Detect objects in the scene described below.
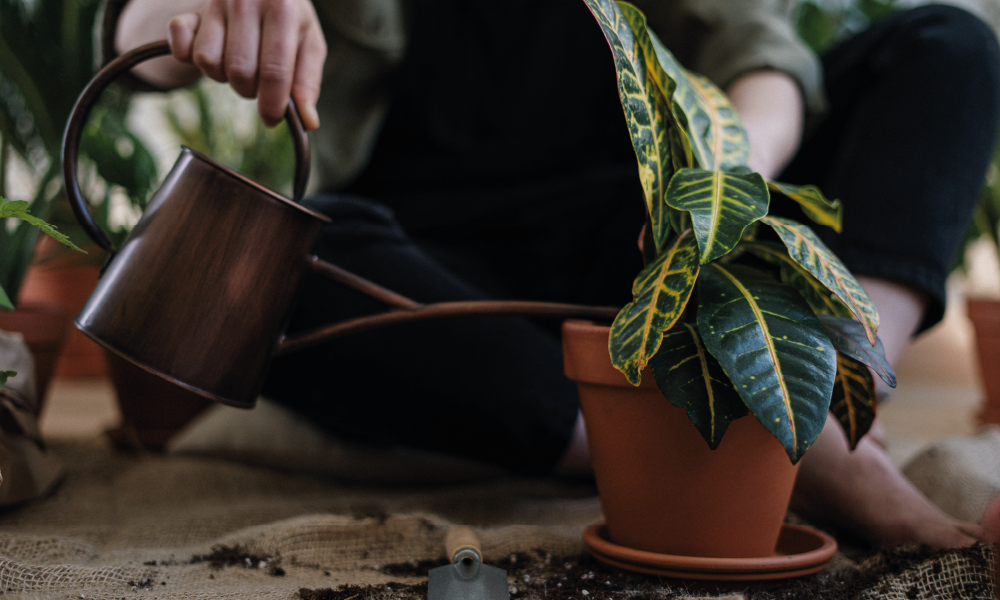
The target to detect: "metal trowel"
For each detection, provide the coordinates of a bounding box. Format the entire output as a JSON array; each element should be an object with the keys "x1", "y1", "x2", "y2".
[{"x1": 428, "y1": 526, "x2": 509, "y2": 600}]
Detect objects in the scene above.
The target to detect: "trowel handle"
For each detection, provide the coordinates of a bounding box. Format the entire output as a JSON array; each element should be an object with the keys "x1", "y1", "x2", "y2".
[{"x1": 446, "y1": 526, "x2": 483, "y2": 564}]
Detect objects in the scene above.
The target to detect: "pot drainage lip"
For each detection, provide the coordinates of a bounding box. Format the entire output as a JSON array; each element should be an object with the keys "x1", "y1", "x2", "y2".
[{"x1": 582, "y1": 522, "x2": 837, "y2": 581}]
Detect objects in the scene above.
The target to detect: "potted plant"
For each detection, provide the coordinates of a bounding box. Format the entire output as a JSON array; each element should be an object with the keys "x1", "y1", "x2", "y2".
[
  {"x1": 567, "y1": 0, "x2": 897, "y2": 561},
  {"x1": 957, "y1": 143, "x2": 1000, "y2": 424},
  {"x1": 0, "y1": 0, "x2": 159, "y2": 389},
  {"x1": 0, "y1": 195, "x2": 83, "y2": 405}
]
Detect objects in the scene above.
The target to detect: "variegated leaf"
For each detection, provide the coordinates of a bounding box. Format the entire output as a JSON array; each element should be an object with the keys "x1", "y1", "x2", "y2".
[
  {"x1": 583, "y1": 0, "x2": 675, "y2": 251},
  {"x1": 688, "y1": 74, "x2": 751, "y2": 172},
  {"x1": 831, "y1": 353, "x2": 877, "y2": 450},
  {"x1": 666, "y1": 168, "x2": 770, "y2": 264},
  {"x1": 817, "y1": 314, "x2": 896, "y2": 388},
  {"x1": 610, "y1": 229, "x2": 700, "y2": 385},
  {"x1": 643, "y1": 29, "x2": 751, "y2": 172},
  {"x1": 741, "y1": 240, "x2": 853, "y2": 318},
  {"x1": 697, "y1": 264, "x2": 837, "y2": 463},
  {"x1": 650, "y1": 322, "x2": 748, "y2": 449},
  {"x1": 768, "y1": 181, "x2": 843, "y2": 233},
  {"x1": 763, "y1": 216, "x2": 879, "y2": 345}
]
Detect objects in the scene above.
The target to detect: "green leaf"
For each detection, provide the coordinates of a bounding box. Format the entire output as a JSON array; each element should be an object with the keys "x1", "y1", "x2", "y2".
[
  {"x1": 763, "y1": 216, "x2": 879, "y2": 345},
  {"x1": 0, "y1": 285, "x2": 12, "y2": 310},
  {"x1": 816, "y1": 314, "x2": 896, "y2": 388},
  {"x1": 610, "y1": 229, "x2": 700, "y2": 385},
  {"x1": 741, "y1": 240, "x2": 853, "y2": 318},
  {"x1": 768, "y1": 181, "x2": 843, "y2": 233},
  {"x1": 0, "y1": 199, "x2": 30, "y2": 217},
  {"x1": 831, "y1": 353, "x2": 877, "y2": 450},
  {"x1": 583, "y1": 0, "x2": 676, "y2": 251},
  {"x1": 665, "y1": 168, "x2": 770, "y2": 264},
  {"x1": 687, "y1": 74, "x2": 751, "y2": 172},
  {"x1": 0, "y1": 370, "x2": 16, "y2": 386},
  {"x1": 641, "y1": 30, "x2": 750, "y2": 172},
  {"x1": 697, "y1": 263, "x2": 837, "y2": 463},
  {"x1": 650, "y1": 322, "x2": 748, "y2": 449},
  {"x1": 0, "y1": 196, "x2": 84, "y2": 253}
]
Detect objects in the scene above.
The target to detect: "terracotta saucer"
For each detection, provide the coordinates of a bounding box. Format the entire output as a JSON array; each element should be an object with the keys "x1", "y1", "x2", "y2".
[{"x1": 583, "y1": 522, "x2": 838, "y2": 582}]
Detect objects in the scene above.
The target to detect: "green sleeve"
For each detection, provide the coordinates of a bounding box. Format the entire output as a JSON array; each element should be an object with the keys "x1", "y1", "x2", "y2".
[{"x1": 632, "y1": 0, "x2": 827, "y2": 116}]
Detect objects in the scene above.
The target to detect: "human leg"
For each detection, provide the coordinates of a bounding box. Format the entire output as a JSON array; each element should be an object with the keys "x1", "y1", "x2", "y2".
[
  {"x1": 779, "y1": 6, "x2": 1000, "y2": 547},
  {"x1": 261, "y1": 195, "x2": 582, "y2": 476}
]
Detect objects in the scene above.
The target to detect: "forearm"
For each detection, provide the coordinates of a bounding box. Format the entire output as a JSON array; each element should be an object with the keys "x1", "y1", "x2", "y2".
[
  {"x1": 725, "y1": 70, "x2": 804, "y2": 180},
  {"x1": 115, "y1": 0, "x2": 205, "y2": 88}
]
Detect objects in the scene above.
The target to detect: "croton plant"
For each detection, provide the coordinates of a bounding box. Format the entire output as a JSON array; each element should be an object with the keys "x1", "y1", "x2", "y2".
[{"x1": 585, "y1": 0, "x2": 897, "y2": 463}]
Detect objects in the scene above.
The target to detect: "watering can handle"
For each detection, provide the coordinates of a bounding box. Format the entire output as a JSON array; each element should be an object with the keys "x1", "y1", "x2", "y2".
[{"x1": 61, "y1": 40, "x2": 311, "y2": 254}]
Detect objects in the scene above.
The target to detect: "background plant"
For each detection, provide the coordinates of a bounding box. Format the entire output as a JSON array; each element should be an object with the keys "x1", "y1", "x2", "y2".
[
  {"x1": 159, "y1": 79, "x2": 295, "y2": 196},
  {"x1": 0, "y1": 0, "x2": 157, "y2": 304},
  {"x1": 584, "y1": 0, "x2": 897, "y2": 463},
  {"x1": 0, "y1": 195, "x2": 82, "y2": 308}
]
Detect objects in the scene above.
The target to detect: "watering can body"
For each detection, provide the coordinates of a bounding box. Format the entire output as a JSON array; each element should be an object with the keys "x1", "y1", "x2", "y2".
[{"x1": 75, "y1": 148, "x2": 328, "y2": 407}]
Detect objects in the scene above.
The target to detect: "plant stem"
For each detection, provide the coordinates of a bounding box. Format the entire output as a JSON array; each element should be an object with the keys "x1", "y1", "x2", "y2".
[{"x1": 0, "y1": 135, "x2": 8, "y2": 199}]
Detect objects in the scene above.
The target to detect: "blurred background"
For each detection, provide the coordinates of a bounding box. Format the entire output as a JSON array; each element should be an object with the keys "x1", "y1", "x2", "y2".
[{"x1": 0, "y1": 0, "x2": 997, "y2": 465}]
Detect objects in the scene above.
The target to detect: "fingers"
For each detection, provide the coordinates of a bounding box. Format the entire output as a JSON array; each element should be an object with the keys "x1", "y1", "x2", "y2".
[
  {"x1": 225, "y1": 0, "x2": 263, "y2": 98},
  {"x1": 256, "y1": 1, "x2": 299, "y2": 127},
  {"x1": 290, "y1": 17, "x2": 326, "y2": 130},
  {"x1": 168, "y1": 0, "x2": 325, "y2": 130},
  {"x1": 191, "y1": 0, "x2": 227, "y2": 82},
  {"x1": 167, "y1": 13, "x2": 201, "y2": 63}
]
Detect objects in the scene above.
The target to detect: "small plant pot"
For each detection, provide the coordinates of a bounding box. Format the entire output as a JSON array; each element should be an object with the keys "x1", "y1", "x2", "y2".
[
  {"x1": 19, "y1": 263, "x2": 107, "y2": 378},
  {"x1": 562, "y1": 319, "x2": 800, "y2": 559},
  {"x1": 0, "y1": 303, "x2": 70, "y2": 414},
  {"x1": 104, "y1": 351, "x2": 212, "y2": 451},
  {"x1": 968, "y1": 299, "x2": 1000, "y2": 425}
]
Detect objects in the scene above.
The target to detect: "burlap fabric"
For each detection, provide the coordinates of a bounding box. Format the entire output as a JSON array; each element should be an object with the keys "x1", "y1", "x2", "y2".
[{"x1": 0, "y1": 436, "x2": 996, "y2": 600}]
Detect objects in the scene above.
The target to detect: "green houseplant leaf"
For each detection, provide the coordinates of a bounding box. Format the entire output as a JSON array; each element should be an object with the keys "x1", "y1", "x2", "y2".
[
  {"x1": 741, "y1": 240, "x2": 853, "y2": 318},
  {"x1": 831, "y1": 353, "x2": 877, "y2": 450},
  {"x1": 582, "y1": 0, "x2": 677, "y2": 252},
  {"x1": 0, "y1": 369, "x2": 15, "y2": 385},
  {"x1": 697, "y1": 263, "x2": 837, "y2": 462},
  {"x1": 610, "y1": 229, "x2": 700, "y2": 384},
  {"x1": 0, "y1": 197, "x2": 83, "y2": 254},
  {"x1": 763, "y1": 215, "x2": 880, "y2": 345},
  {"x1": 666, "y1": 168, "x2": 770, "y2": 264},
  {"x1": 816, "y1": 314, "x2": 896, "y2": 388},
  {"x1": 686, "y1": 73, "x2": 752, "y2": 172},
  {"x1": 768, "y1": 181, "x2": 843, "y2": 233},
  {"x1": 640, "y1": 27, "x2": 750, "y2": 172},
  {"x1": 650, "y1": 322, "x2": 748, "y2": 449},
  {"x1": 0, "y1": 284, "x2": 12, "y2": 310}
]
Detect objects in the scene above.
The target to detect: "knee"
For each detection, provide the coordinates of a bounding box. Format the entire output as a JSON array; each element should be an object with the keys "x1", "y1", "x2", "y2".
[{"x1": 893, "y1": 5, "x2": 1000, "y2": 92}]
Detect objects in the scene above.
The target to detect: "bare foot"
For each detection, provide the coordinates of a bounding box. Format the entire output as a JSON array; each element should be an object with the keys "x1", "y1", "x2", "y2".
[
  {"x1": 981, "y1": 493, "x2": 1000, "y2": 543},
  {"x1": 790, "y1": 417, "x2": 978, "y2": 549}
]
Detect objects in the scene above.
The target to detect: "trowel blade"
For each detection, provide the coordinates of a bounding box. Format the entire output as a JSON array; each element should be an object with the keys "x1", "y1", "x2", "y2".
[{"x1": 428, "y1": 563, "x2": 509, "y2": 600}]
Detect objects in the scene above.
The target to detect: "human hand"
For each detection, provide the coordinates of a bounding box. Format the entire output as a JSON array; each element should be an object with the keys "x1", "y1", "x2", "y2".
[{"x1": 166, "y1": 0, "x2": 326, "y2": 130}]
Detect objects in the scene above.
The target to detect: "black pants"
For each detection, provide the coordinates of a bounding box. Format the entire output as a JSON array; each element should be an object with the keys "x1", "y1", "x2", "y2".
[{"x1": 262, "y1": 5, "x2": 1000, "y2": 475}]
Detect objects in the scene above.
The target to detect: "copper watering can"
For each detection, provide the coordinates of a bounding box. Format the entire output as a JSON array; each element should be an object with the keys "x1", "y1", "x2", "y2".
[{"x1": 61, "y1": 41, "x2": 620, "y2": 408}]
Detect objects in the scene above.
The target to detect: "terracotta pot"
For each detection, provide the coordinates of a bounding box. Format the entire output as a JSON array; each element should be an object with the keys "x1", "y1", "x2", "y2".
[
  {"x1": 968, "y1": 299, "x2": 1000, "y2": 425},
  {"x1": 0, "y1": 303, "x2": 70, "y2": 414},
  {"x1": 562, "y1": 319, "x2": 800, "y2": 559},
  {"x1": 19, "y1": 263, "x2": 107, "y2": 378},
  {"x1": 104, "y1": 351, "x2": 212, "y2": 451}
]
